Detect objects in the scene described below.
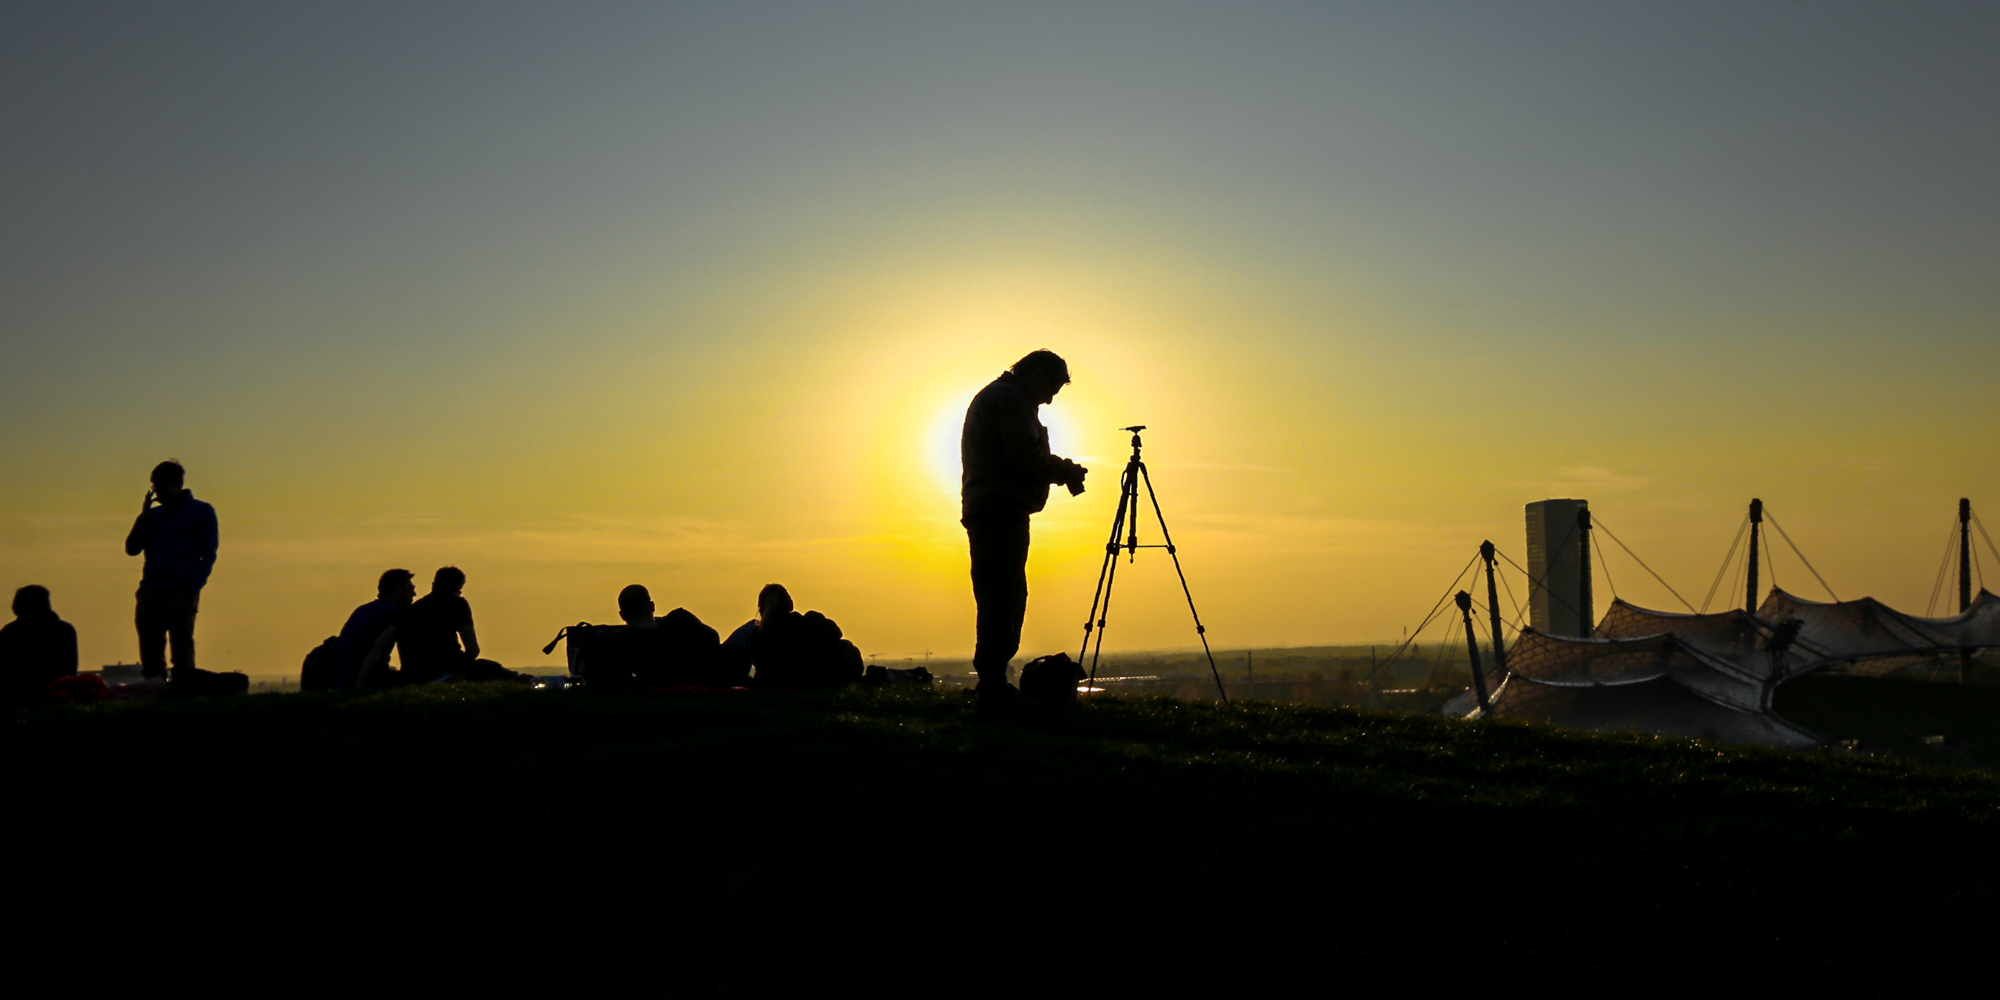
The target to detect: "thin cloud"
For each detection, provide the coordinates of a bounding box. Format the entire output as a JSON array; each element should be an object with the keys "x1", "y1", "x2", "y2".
[{"x1": 1517, "y1": 466, "x2": 1653, "y2": 497}]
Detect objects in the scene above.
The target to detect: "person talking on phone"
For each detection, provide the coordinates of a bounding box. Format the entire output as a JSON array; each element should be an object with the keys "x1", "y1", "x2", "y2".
[
  {"x1": 124, "y1": 460, "x2": 219, "y2": 686},
  {"x1": 959, "y1": 350, "x2": 1087, "y2": 710}
]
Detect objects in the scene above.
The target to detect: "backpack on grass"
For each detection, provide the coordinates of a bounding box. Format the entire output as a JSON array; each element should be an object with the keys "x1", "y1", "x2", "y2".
[
  {"x1": 1020, "y1": 652, "x2": 1085, "y2": 704},
  {"x1": 164, "y1": 667, "x2": 250, "y2": 699},
  {"x1": 300, "y1": 636, "x2": 339, "y2": 692},
  {"x1": 543, "y1": 622, "x2": 624, "y2": 681},
  {"x1": 863, "y1": 665, "x2": 934, "y2": 686}
]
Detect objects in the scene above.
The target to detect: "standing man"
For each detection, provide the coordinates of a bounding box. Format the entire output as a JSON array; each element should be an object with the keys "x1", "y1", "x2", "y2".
[
  {"x1": 960, "y1": 350, "x2": 1088, "y2": 708},
  {"x1": 125, "y1": 460, "x2": 219, "y2": 686}
]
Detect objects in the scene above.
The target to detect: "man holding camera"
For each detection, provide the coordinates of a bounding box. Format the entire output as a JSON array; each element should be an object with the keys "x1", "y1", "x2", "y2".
[{"x1": 960, "y1": 350, "x2": 1088, "y2": 708}]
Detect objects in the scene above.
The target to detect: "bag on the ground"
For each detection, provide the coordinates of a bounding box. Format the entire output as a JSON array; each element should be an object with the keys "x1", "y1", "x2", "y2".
[
  {"x1": 300, "y1": 636, "x2": 339, "y2": 692},
  {"x1": 863, "y1": 664, "x2": 934, "y2": 686},
  {"x1": 167, "y1": 667, "x2": 250, "y2": 698},
  {"x1": 208, "y1": 670, "x2": 250, "y2": 696},
  {"x1": 1019, "y1": 652, "x2": 1085, "y2": 704},
  {"x1": 544, "y1": 622, "x2": 624, "y2": 682},
  {"x1": 44, "y1": 674, "x2": 110, "y2": 705}
]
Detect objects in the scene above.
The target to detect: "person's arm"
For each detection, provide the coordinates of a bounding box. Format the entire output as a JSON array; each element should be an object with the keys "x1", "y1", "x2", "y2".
[
  {"x1": 354, "y1": 626, "x2": 397, "y2": 687},
  {"x1": 125, "y1": 494, "x2": 154, "y2": 557},
  {"x1": 194, "y1": 504, "x2": 219, "y2": 586},
  {"x1": 60, "y1": 622, "x2": 78, "y2": 677},
  {"x1": 459, "y1": 622, "x2": 480, "y2": 660}
]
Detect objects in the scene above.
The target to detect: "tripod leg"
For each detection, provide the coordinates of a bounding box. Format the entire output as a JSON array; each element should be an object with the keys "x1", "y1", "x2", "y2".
[
  {"x1": 1087, "y1": 466, "x2": 1139, "y2": 687},
  {"x1": 1079, "y1": 481, "x2": 1131, "y2": 667},
  {"x1": 1136, "y1": 463, "x2": 1229, "y2": 703}
]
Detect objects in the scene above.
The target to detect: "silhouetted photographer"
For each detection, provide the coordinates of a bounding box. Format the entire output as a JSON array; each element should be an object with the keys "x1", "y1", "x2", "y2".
[{"x1": 960, "y1": 350, "x2": 1087, "y2": 708}]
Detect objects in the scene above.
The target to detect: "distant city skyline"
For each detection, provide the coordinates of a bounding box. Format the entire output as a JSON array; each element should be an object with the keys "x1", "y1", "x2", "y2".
[{"x1": 3, "y1": 2, "x2": 1995, "y2": 675}]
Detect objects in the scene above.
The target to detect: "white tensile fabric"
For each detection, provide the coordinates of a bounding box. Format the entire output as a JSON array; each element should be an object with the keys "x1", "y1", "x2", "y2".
[
  {"x1": 1485, "y1": 590, "x2": 2000, "y2": 747},
  {"x1": 1756, "y1": 589, "x2": 2000, "y2": 675}
]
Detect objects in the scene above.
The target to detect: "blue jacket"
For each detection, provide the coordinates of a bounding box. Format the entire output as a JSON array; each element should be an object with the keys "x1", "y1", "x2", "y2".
[{"x1": 125, "y1": 494, "x2": 219, "y2": 591}]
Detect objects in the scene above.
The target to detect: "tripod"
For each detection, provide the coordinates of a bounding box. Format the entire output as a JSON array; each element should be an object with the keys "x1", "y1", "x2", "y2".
[{"x1": 1078, "y1": 426, "x2": 1229, "y2": 702}]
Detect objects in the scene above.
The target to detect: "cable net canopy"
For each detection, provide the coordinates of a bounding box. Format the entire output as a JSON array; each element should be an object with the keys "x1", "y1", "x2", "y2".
[
  {"x1": 1595, "y1": 602, "x2": 1802, "y2": 687},
  {"x1": 1486, "y1": 590, "x2": 2000, "y2": 747},
  {"x1": 1756, "y1": 589, "x2": 2000, "y2": 675},
  {"x1": 1486, "y1": 673, "x2": 1817, "y2": 748}
]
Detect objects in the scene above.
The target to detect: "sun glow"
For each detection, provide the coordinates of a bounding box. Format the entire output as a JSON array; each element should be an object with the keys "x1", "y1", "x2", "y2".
[
  {"x1": 927, "y1": 395, "x2": 971, "y2": 497},
  {"x1": 925, "y1": 387, "x2": 1088, "y2": 498}
]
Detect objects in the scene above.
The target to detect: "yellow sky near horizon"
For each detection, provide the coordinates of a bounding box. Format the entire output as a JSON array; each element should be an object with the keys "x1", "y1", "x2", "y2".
[{"x1": 3, "y1": 4, "x2": 1997, "y2": 675}]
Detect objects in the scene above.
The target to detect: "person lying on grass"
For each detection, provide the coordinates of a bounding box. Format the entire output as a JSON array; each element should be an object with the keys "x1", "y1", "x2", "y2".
[
  {"x1": 595, "y1": 584, "x2": 742, "y2": 690},
  {"x1": 724, "y1": 584, "x2": 863, "y2": 690}
]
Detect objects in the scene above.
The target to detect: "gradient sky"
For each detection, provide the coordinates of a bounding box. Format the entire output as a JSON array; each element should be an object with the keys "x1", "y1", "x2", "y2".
[{"x1": 4, "y1": 2, "x2": 1996, "y2": 675}]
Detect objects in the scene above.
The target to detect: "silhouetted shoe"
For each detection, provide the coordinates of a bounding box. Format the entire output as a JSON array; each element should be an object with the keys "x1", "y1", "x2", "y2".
[{"x1": 976, "y1": 682, "x2": 1021, "y2": 715}]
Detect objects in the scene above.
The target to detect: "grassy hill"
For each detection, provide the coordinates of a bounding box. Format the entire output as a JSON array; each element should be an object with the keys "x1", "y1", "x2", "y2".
[
  {"x1": 10, "y1": 684, "x2": 1998, "y2": 983},
  {"x1": 1775, "y1": 673, "x2": 2000, "y2": 771}
]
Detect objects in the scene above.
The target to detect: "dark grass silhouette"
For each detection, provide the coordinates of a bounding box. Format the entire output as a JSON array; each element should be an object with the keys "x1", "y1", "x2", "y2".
[
  {"x1": 10, "y1": 686, "x2": 1996, "y2": 983},
  {"x1": 1776, "y1": 673, "x2": 2000, "y2": 771}
]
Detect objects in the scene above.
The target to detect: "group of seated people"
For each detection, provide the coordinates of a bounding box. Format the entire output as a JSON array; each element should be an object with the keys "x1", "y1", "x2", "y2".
[
  {"x1": 3, "y1": 569, "x2": 866, "y2": 702},
  {"x1": 583, "y1": 582, "x2": 863, "y2": 691},
  {"x1": 325, "y1": 566, "x2": 523, "y2": 690},
  {"x1": 323, "y1": 567, "x2": 863, "y2": 692}
]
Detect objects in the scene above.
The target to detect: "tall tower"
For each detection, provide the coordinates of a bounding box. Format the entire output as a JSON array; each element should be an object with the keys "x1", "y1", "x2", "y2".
[{"x1": 1526, "y1": 499, "x2": 1594, "y2": 636}]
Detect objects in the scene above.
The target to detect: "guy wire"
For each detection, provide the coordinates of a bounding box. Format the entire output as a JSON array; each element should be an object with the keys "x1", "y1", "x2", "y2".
[
  {"x1": 1591, "y1": 515, "x2": 1699, "y2": 613},
  {"x1": 1926, "y1": 517, "x2": 1960, "y2": 617},
  {"x1": 1701, "y1": 518, "x2": 1749, "y2": 614},
  {"x1": 1765, "y1": 509, "x2": 1839, "y2": 602},
  {"x1": 1366, "y1": 551, "x2": 1480, "y2": 683},
  {"x1": 1593, "y1": 530, "x2": 1618, "y2": 602}
]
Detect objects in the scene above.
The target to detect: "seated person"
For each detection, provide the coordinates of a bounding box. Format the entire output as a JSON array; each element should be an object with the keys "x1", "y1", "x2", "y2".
[
  {"x1": 0, "y1": 585, "x2": 79, "y2": 703},
  {"x1": 731, "y1": 584, "x2": 864, "y2": 690},
  {"x1": 595, "y1": 585, "x2": 739, "y2": 689},
  {"x1": 337, "y1": 569, "x2": 416, "y2": 689},
  {"x1": 398, "y1": 566, "x2": 518, "y2": 683}
]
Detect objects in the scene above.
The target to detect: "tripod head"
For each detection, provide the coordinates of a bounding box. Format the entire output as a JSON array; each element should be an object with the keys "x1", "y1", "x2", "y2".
[{"x1": 1121, "y1": 425, "x2": 1147, "y2": 455}]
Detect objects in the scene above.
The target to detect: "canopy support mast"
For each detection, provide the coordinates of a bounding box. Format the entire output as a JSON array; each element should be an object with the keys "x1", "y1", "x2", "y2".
[
  {"x1": 1577, "y1": 509, "x2": 1594, "y2": 634},
  {"x1": 1746, "y1": 498, "x2": 1764, "y2": 615},
  {"x1": 1961, "y1": 498, "x2": 1974, "y2": 613},
  {"x1": 1480, "y1": 540, "x2": 1507, "y2": 678},
  {"x1": 1962, "y1": 498, "x2": 1974, "y2": 684},
  {"x1": 1456, "y1": 591, "x2": 1490, "y2": 715}
]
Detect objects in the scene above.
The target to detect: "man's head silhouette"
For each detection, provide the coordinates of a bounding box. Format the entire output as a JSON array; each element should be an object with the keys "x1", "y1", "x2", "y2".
[
  {"x1": 618, "y1": 584, "x2": 655, "y2": 625},
  {"x1": 432, "y1": 566, "x2": 466, "y2": 596},
  {"x1": 378, "y1": 568, "x2": 417, "y2": 606},
  {"x1": 1008, "y1": 350, "x2": 1070, "y2": 405},
  {"x1": 150, "y1": 460, "x2": 187, "y2": 503},
  {"x1": 757, "y1": 583, "x2": 793, "y2": 625},
  {"x1": 12, "y1": 584, "x2": 52, "y2": 619}
]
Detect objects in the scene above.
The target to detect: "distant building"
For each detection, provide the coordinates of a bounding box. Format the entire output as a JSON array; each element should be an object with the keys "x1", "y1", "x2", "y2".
[
  {"x1": 1526, "y1": 499, "x2": 1592, "y2": 637},
  {"x1": 97, "y1": 662, "x2": 145, "y2": 684}
]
